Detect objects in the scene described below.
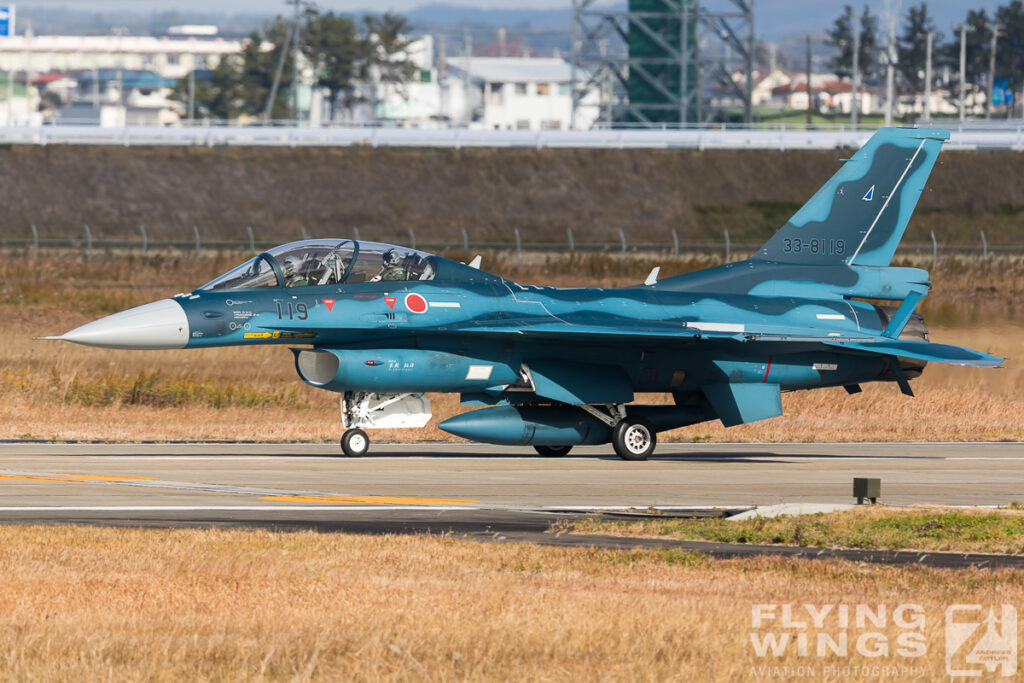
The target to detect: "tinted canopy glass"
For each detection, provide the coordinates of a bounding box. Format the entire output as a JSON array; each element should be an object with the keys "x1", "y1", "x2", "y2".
[
  {"x1": 344, "y1": 242, "x2": 437, "y2": 284},
  {"x1": 198, "y1": 239, "x2": 438, "y2": 291},
  {"x1": 268, "y1": 240, "x2": 355, "y2": 288},
  {"x1": 200, "y1": 254, "x2": 279, "y2": 291}
]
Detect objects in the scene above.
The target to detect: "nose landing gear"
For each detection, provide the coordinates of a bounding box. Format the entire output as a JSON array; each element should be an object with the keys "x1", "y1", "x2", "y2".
[{"x1": 338, "y1": 391, "x2": 432, "y2": 457}]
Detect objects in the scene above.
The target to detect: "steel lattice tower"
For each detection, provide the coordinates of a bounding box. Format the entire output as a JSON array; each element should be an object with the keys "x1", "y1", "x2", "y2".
[{"x1": 571, "y1": 0, "x2": 755, "y2": 128}]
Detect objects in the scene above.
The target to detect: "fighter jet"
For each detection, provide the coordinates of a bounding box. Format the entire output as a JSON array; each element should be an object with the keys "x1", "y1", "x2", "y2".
[{"x1": 42, "y1": 127, "x2": 1002, "y2": 459}]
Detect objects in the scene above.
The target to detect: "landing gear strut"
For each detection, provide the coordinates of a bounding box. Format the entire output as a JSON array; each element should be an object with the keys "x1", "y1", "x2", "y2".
[
  {"x1": 338, "y1": 391, "x2": 431, "y2": 457},
  {"x1": 579, "y1": 404, "x2": 657, "y2": 461}
]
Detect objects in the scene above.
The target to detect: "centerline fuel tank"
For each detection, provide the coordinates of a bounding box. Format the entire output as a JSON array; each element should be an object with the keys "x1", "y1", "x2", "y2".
[{"x1": 293, "y1": 348, "x2": 519, "y2": 394}]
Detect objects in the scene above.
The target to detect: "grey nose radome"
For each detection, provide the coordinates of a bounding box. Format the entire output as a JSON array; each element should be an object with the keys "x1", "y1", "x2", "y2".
[{"x1": 40, "y1": 298, "x2": 190, "y2": 349}]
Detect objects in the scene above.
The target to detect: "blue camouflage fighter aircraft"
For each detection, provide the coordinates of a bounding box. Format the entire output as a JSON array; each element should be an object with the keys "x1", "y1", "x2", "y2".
[{"x1": 43, "y1": 127, "x2": 1003, "y2": 459}]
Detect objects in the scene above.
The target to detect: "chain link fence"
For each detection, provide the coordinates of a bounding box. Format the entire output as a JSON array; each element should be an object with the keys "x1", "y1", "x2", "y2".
[{"x1": 3, "y1": 225, "x2": 1020, "y2": 266}]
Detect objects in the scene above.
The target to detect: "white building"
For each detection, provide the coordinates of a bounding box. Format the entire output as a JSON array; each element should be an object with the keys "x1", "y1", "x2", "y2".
[
  {"x1": 770, "y1": 73, "x2": 875, "y2": 115},
  {"x1": 364, "y1": 36, "x2": 441, "y2": 123},
  {"x1": 0, "y1": 34, "x2": 243, "y2": 81},
  {"x1": 444, "y1": 57, "x2": 598, "y2": 131},
  {"x1": 0, "y1": 72, "x2": 40, "y2": 125}
]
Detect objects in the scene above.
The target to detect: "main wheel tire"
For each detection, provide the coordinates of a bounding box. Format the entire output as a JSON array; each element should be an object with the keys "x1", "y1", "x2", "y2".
[
  {"x1": 612, "y1": 417, "x2": 656, "y2": 461},
  {"x1": 340, "y1": 428, "x2": 370, "y2": 457},
  {"x1": 534, "y1": 445, "x2": 572, "y2": 458}
]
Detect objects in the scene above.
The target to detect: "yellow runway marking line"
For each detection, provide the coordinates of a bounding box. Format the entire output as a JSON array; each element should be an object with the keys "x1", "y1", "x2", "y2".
[
  {"x1": 260, "y1": 495, "x2": 480, "y2": 505},
  {"x1": 0, "y1": 474, "x2": 156, "y2": 483}
]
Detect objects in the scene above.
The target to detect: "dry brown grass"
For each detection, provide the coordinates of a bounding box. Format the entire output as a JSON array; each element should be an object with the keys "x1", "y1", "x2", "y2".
[
  {"x1": 0, "y1": 524, "x2": 1021, "y2": 681},
  {"x1": 1, "y1": 253, "x2": 1020, "y2": 443}
]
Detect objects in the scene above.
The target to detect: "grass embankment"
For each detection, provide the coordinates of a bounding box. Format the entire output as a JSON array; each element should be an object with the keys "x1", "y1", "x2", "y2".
[
  {"x1": 566, "y1": 506, "x2": 1024, "y2": 555},
  {"x1": 6, "y1": 144, "x2": 1024, "y2": 247},
  {"x1": 0, "y1": 524, "x2": 1020, "y2": 680},
  {"x1": 1, "y1": 252, "x2": 1021, "y2": 443}
]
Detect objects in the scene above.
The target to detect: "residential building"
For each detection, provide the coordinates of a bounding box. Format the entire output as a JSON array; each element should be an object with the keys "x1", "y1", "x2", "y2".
[
  {"x1": 444, "y1": 56, "x2": 598, "y2": 130},
  {"x1": 52, "y1": 69, "x2": 181, "y2": 126},
  {"x1": 770, "y1": 73, "x2": 875, "y2": 115},
  {"x1": 0, "y1": 71, "x2": 40, "y2": 125},
  {"x1": 0, "y1": 33, "x2": 243, "y2": 81}
]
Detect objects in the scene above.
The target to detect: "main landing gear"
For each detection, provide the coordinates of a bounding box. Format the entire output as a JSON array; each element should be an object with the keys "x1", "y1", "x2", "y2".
[
  {"x1": 580, "y1": 405, "x2": 658, "y2": 461},
  {"x1": 534, "y1": 445, "x2": 573, "y2": 457},
  {"x1": 611, "y1": 417, "x2": 656, "y2": 461}
]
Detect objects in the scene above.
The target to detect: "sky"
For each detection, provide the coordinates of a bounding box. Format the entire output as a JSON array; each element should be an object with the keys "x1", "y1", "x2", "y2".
[
  {"x1": 6, "y1": 0, "x2": 1009, "y2": 13},
  {"x1": 5, "y1": 0, "x2": 1010, "y2": 38}
]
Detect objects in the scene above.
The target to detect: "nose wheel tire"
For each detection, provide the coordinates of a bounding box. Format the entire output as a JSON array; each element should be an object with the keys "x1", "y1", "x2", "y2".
[
  {"x1": 340, "y1": 428, "x2": 370, "y2": 457},
  {"x1": 612, "y1": 417, "x2": 656, "y2": 461},
  {"x1": 534, "y1": 445, "x2": 573, "y2": 457}
]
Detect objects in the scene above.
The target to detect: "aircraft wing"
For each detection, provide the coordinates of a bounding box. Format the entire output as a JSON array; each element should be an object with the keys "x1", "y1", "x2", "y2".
[
  {"x1": 266, "y1": 318, "x2": 1002, "y2": 367},
  {"x1": 454, "y1": 320, "x2": 743, "y2": 342},
  {"x1": 442, "y1": 318, "x2": 879, "y2": 344},
  {"x1": 446, "y1": 322, "x2": 1004, "y2": 368}
]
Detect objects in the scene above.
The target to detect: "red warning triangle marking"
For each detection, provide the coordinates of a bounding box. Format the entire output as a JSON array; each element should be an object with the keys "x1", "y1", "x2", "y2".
[
  {"x1": 322, "y1": 298, "x2": 335, "y2": 312},
  {"x1": 384, "y1": 297, "x2": 396, "y2": 309}
]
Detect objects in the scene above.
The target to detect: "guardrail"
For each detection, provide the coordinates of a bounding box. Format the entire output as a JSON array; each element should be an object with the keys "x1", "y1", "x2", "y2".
[{"x1": 3, "y1": 125, "x2": 1024, "y2": 150}]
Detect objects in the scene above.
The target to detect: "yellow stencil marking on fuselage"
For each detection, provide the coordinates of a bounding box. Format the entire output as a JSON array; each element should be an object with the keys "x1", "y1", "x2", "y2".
[{"x1": 260, "y1": 495, "x2": 479, "y2": 505}]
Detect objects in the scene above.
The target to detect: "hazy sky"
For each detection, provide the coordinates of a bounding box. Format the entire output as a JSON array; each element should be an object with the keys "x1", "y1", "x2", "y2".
[
  {"x1": 8, "y1": 0, "x2": 1008, "y2": 13},
  {"x1": 8, "y1": 0, "x2": 1009, "y2": 39}
]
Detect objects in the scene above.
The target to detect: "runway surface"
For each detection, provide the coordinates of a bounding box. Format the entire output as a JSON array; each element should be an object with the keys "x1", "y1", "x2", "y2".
[{"x1": 3, "y1": 441, "x2": 1024, "y2": 568}]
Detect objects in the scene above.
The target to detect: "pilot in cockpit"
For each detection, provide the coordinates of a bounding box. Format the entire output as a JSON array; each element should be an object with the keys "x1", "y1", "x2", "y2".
[
  {"x1": 370, "y1": 249, "x2": 436, "y2": 283},
  {"x1": 282, "y1": 255, "x2": 322, "y2": 287},
  {"x1": 370, "y1": 249, "x2": 408, "y2": 282}
]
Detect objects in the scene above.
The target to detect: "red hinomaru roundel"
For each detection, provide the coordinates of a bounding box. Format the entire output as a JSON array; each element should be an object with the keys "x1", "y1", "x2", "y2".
[{"x1": 405, "y1": 293, "x2": 428, "y2": 314}]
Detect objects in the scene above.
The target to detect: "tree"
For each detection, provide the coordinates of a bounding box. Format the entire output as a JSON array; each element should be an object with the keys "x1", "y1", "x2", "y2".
[
  {"x1": 897, "y1": 2, "x2": 940, "y2": 92},
  {"x1": 173, "y1": 11, "x2": 414, "y2": 121},
  {"x1": 174, "y1": 19, "x2": 295, "y2": 120},
  {"x1": 996, "y1": 0, "x2": 1024, "y2": 104},
  {"x1": 303, "y1": 9, "x2": 361, "y2": 121},
  {"x1": 826, "y1": 5, "x2": 879, "y2": 80},
  {"x1": 363, "y1": 12, "x2": 417, "y2": 116},
  {"x1": 173, "y1": 58, "x2": 245, "y2": 119},
  {"x1": 245, "y1": 19, "x2": 295, "y2": 120},
  {"x1": 960, "y1": 9, "x2": 993, "y2": 89}
]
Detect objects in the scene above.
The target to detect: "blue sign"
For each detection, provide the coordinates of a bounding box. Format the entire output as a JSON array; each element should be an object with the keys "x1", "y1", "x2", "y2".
[
  {"x1": 0, "y1": 6, "x2": 13, "y2": 38},
  {"x1": 992, "y1": 78, "x2": 1014, "y2": 106}
]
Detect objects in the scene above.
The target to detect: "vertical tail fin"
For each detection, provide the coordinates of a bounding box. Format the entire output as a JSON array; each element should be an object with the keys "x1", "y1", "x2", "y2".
[{"x1": 756, "y1": 127, "x2": 948, "y2": 267}]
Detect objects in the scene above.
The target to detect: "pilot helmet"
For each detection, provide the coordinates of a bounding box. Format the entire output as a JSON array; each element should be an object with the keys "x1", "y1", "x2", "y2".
[
  {"x1": 382, "y1": 249, "x2": 404, "y2": 267},
  {"x1": 281, "y1": 255, "x2": 302, "y2": 276}
]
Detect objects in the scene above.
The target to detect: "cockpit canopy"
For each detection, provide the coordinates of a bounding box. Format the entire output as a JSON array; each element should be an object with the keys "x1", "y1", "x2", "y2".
[{"x1": 200, "y1": 240, "x2": 439, "y2": 291}]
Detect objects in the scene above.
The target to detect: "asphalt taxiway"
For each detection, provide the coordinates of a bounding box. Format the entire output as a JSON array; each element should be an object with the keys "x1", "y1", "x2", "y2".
[{"x1": 3, "y1": 442, "x2": 1024, "y2": 568}]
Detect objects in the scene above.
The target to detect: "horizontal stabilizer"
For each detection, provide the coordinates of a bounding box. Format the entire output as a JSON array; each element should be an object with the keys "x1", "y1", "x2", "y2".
[{"x1": 824, "y1": 339, "x2": 1004, "y2": 367}]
